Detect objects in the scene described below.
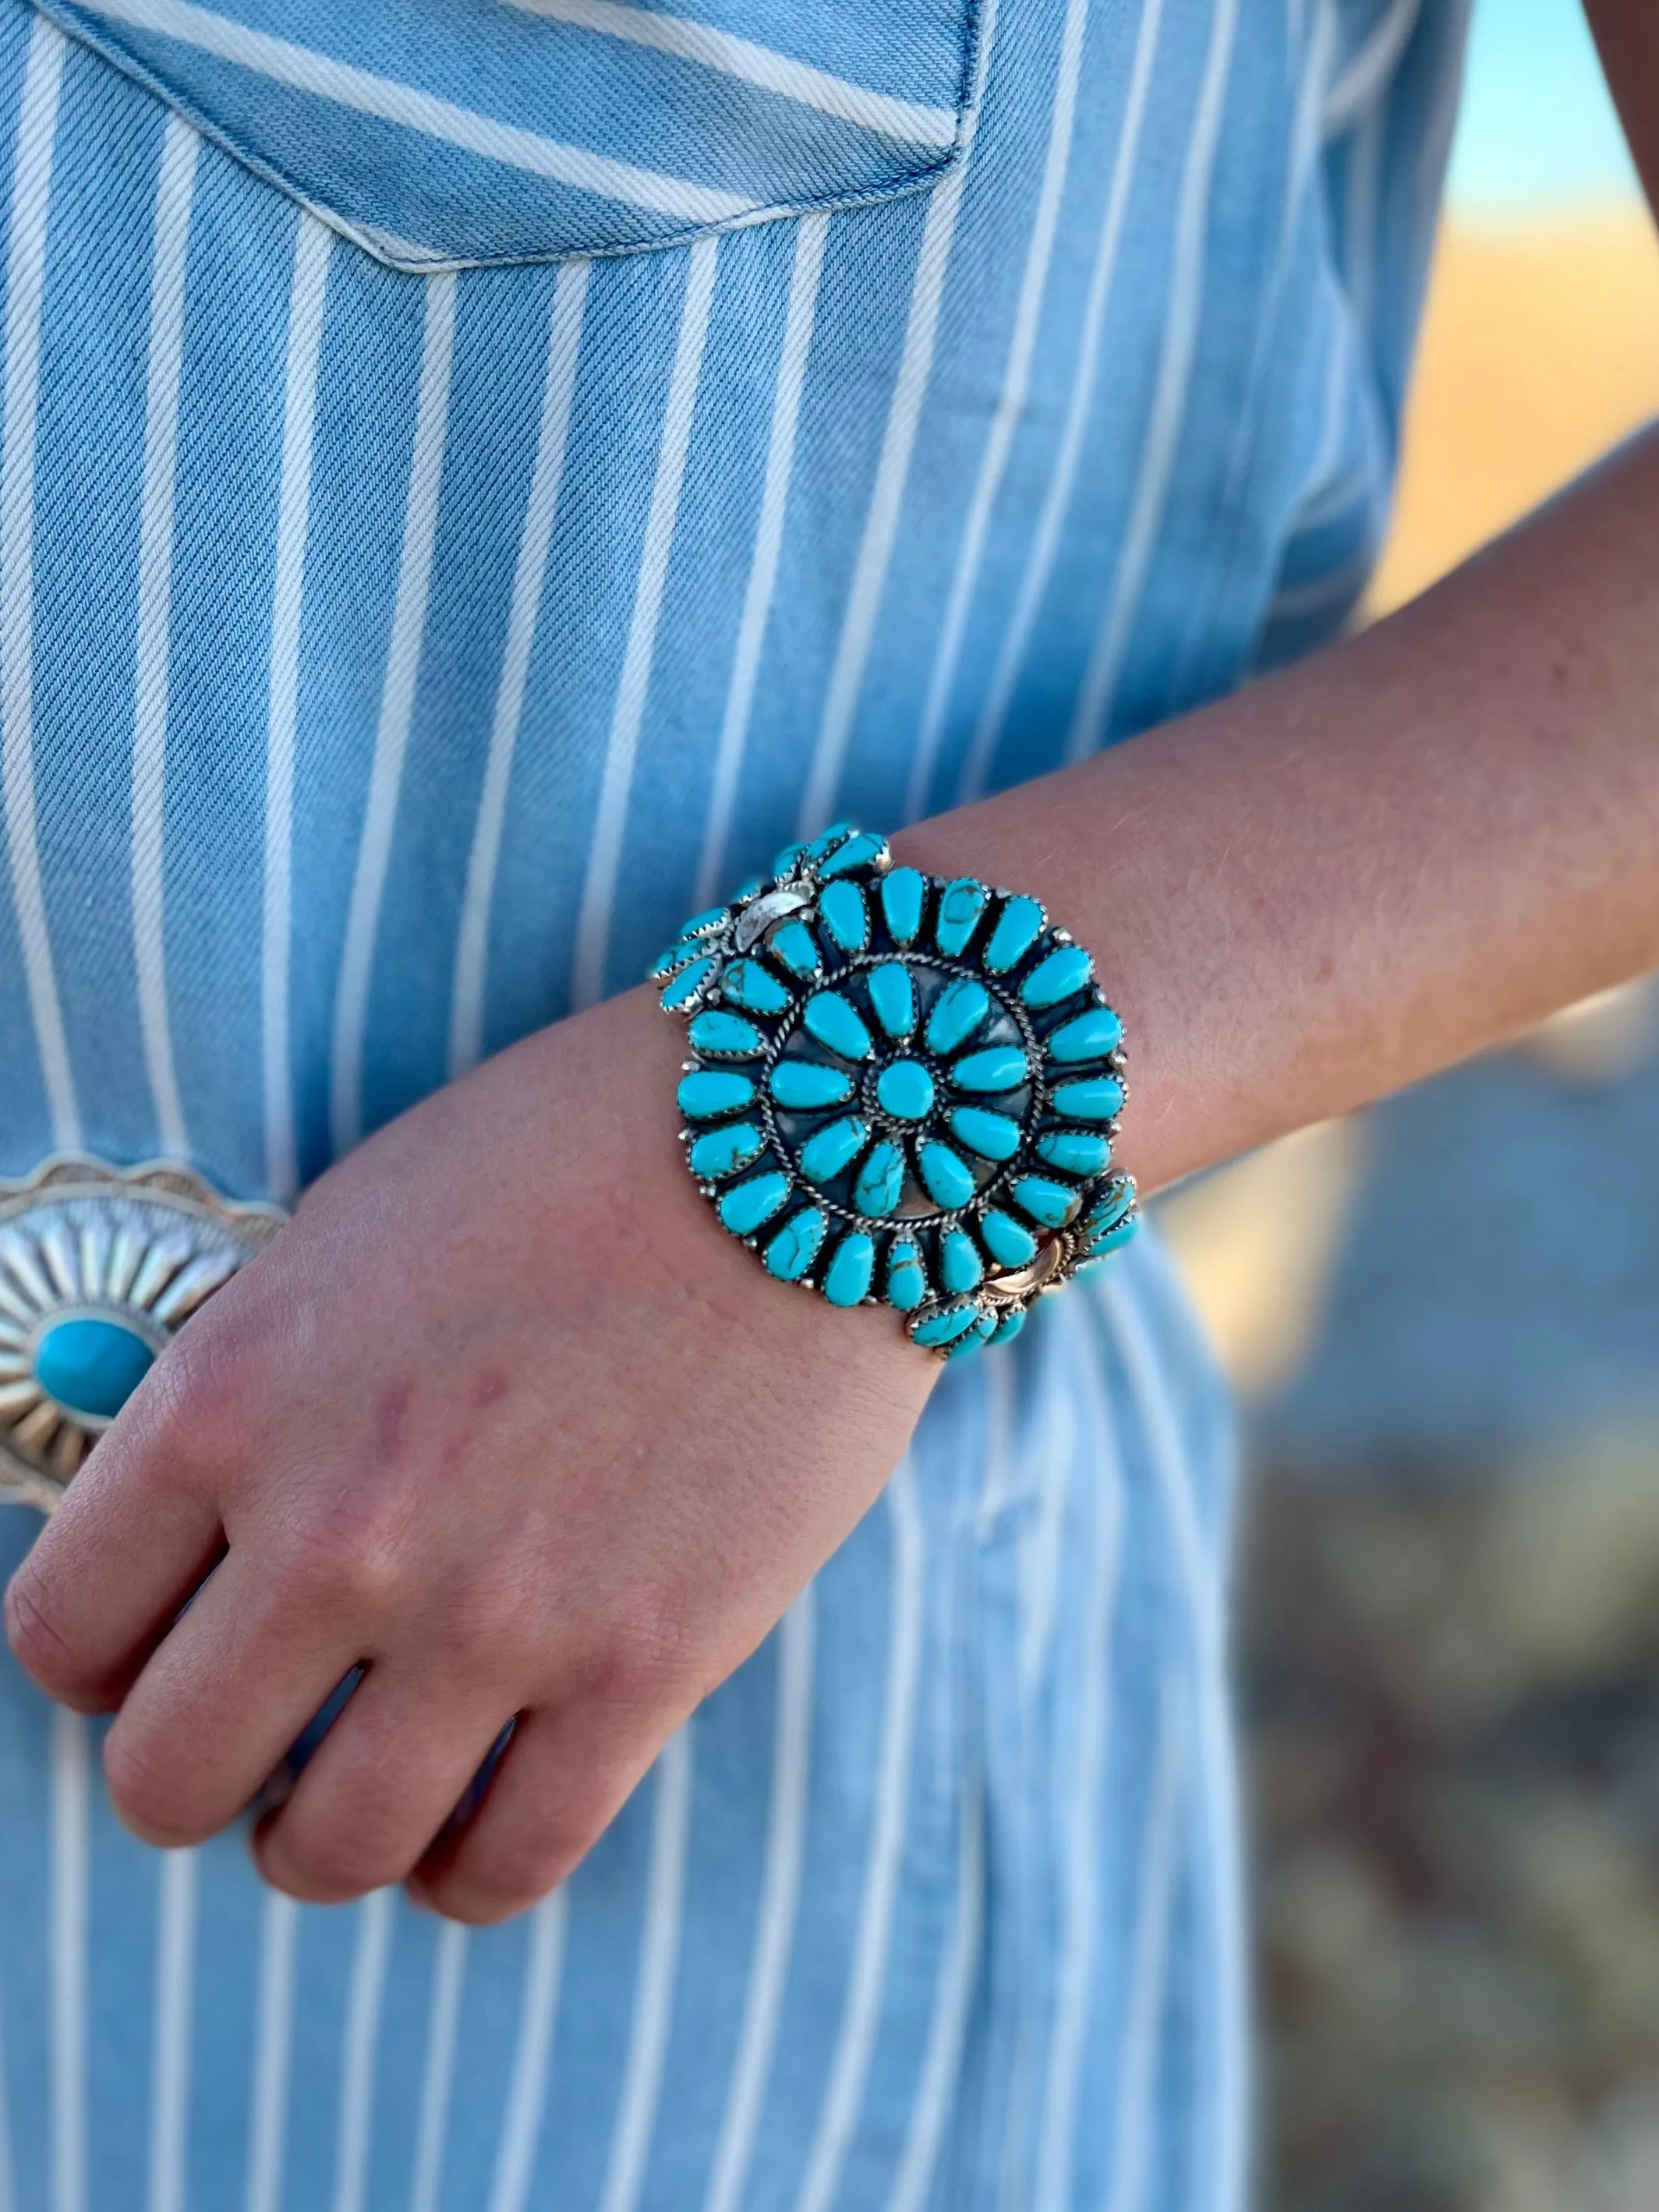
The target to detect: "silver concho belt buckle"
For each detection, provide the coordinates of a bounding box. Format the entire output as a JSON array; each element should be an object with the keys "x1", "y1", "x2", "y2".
[{"x1": 0, "y1": 1155, "x2": 286, "y2": 1512}]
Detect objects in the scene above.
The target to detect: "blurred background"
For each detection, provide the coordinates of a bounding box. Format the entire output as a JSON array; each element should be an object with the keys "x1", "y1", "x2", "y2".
[{"x1": 1155, "y1": 3, "x2": 1659, "y2": 2205}]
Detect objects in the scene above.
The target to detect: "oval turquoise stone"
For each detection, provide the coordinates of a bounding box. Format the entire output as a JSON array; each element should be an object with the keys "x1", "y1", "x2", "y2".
[
  {"x1": 866, "y1": 961, "x2": 916, "y2": 1038},
  {"x1": 1049, "y1": 1076, "x2": 1125, "y2": 1123},
  {"x1": 769, "y1": 919, "x2": 821, "y2": 977},
  {"x1": 801, "y1": 1115, "x2": 869, "y2": 1185},
  {"x1": 911, "y1": 1301, "x2": 982, "y2": 1349},
  {"x1": 875, "y1": 1058, "x2": 934, "y2": 1121},
  {"x1": 880, "y1": 867, "x2": 925, "y2": 945},
  {"x1": 817, "y1": 830, "x2": 886, "y2": 878},
  {"x1": 33, "y1": 1315, "x2": 154, "y2": 1421},
  {"x1": 940, "y1": 1230, "x2": 983, "y2": 1293},
  {"x1": 804, "y1": 991, "x2": 873, "y2": 1061},
  {"x1": 677, "y1": 1069, "x2": 755, "y2": 1119},
  {"x1": 806, "y1": 819, "x2": 854, "y2": 860},
  {"x1": 925, "y1": 978, "x2": 989, "y2": 1056},
  {"x1": 984, "y1": 896, "x2": 1045, "y2": 973},
  {"x1": 950, "y1": 1045, "x2": 1028, "y2": 1094},
  {"x1": 688, "y1": 1009, "x2": 762, "y2": 1058},
  {"x1": 659, "y1": 956, "x2": 714, "y2": 1009},
  {"x1": 822, "y1": 1231, "x2": 875, "y2": 1307},
  {"x1": 980, "y1": 1210, "x2": 1038, "y2": 1269},
  {"x1": 933, "y1": 878, "x2": 989, "y2": 956},
  {"x1": 718, "y1": 1172, "x2": 791, "y2": 1236},
  {"x1": 885, "y1": 1240, "x2": 927, "y2": 1310},
  {"x1": 688, "y1": 1122, "x2": 765, "y2": 1178},
  {"x1": 1036, "y1": 1129, "x2": 1111, "y2": 1175},
  {"x1": 918, "y1": 1141, "x2": 976, "y2": 1210},
  {"x1": 854, "y1": 1142, "x2": 906, "y2": 1218},
  {"x1": 765, "y1": 1208, "x2": 828, "y2": 1281},
  {"x1": 1021, "y1": 944, "x2": 1094, "y2": 1009},
  {"x1": 1046, "y1": 1005, "x2": 1123, "y2": 1062},
  {"x1": 949, "y1": 1106, "x2": 1021, "y2": 1162},
  {"x1": 818, "y1": 880, "x2": 869, "y2": 952},
  {"x1": 1011, "y1": 1175, "x2": 1081, "y2": 1228},
  {"x1": 769, "y1": 1059, "x2": 854, "y2": 1109},
  {"x1": 722, "y1": 959, "x2": 791, "y2": 1014},
  {"x1": 1084, "y1": 1178, "x2": 1137, "y2": 1238}
]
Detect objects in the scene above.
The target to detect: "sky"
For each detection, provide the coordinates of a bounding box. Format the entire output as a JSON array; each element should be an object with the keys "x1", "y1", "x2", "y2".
[{"x1": 1446, "y1": 0, "x2": 1639, "y2": 219}]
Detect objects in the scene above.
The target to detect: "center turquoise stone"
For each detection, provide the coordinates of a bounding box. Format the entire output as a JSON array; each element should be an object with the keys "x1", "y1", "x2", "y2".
[
  {"x1": 875, "y1": 1058, "x2": 935, "y2": 1122},
  {"x1": 33, "y1": 1314, "x2": 156, "y2": 1422}
]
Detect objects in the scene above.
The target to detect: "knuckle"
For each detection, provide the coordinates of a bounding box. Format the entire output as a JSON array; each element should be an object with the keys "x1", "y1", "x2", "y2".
[
  {"x1": 262, "y1": 1824, "x2": 402, "y2": 1905},
  {"x1": 102, "y1": 1729, "x2": 213, "y2": 1846},
  {"x1": 3, "y1": 1574, "x2": 108, "y2": 1708},
  {"x1": 267, "y1": 1500, "x2": 405, "y2": 1615},
  {"x1": 435, "y1": 1837, "x2": 576, "y2": 1924}
]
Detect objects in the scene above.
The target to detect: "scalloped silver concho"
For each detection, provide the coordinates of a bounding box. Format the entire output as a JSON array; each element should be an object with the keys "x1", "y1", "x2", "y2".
[{"x1": 0, "y1": 1156, "x2": 286, "y2": 1511}]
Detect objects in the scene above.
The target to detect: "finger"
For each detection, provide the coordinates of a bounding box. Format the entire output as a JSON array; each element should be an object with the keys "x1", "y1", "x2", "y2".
[
  {"x1": 101, "y1": 1545, "x2": 363, "y2": 1847},
  {"x1": 253, "y1": 1669, "x2": 514, "y2": 1905}
]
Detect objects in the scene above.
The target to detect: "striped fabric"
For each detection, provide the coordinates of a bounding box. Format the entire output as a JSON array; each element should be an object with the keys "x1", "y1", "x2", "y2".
[{"x1": 0, "y1": 0, "x2": 1466, "y2": 2203}]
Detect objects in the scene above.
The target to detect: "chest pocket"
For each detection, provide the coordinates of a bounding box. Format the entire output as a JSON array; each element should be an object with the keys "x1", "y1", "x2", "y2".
[{"x1": 34, "y1": 0, "x2": 978, "y2": 269}]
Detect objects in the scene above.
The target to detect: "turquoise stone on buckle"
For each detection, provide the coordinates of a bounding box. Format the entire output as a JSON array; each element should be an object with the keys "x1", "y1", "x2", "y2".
[{"x1": 652, "y1": 824, "x2": 1138, "y2": 1359}]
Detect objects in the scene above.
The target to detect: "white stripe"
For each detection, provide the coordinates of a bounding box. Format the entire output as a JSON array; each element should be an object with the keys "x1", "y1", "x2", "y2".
[
  {"x1": 330, "y1": 273, "x2": 456, "y2": 1154},
  {"x1": 692, "y1": 212, "x2": 827, "y2": 913},
  {"x1": 0, "y1": 1990, "x2": 17, "y2": 2212},
  {"x1": 260, "y1": 213, "x2": 330, "y2": 1202},
  {"x1": 50, "y1": 1707, "x2": 89, "y2": 2212},
  {"x1": 971, "y1": 1332, "x2": 1019, "y2": 1535},
  {"x1": 792, "y1": 1459, "x2": 927, "y2": 2212},
  {"x1": 596, "y1": 1726, "x2": 695, "y2": 2212},
  {"x1": 331, "y1": 1889, "x2": 395, "y2": 2212},
  {"x1": 1321, "y1": 0, "x2": 1423, "y2": 136},
  {"x1": 702, "y1": 1595, "x2": 814, "y2": 2212},
  {"x1": 407, "y1": 1921, "x2": 469, "y2": 2212},
  {"x1": 131, "y1": 115, "x2": 197, "y2": 1164},
  {"x1": 244, "y1": 1892, "x2": 298, "y2": 2212},
  {"x1": 885, "y1": 1776, "x2": 984, "y2": 2212},
  {"x1": 571, "y1": 235, "x2": 719, "y2": 1009},
  {"x1": 904, "y1": 0, "x2": 1092, "y2": 825},
  {"x1": 954, "y1": 0, "x2": 1164, "y2": 804},
  {"x1": 486, "y1": 1891, "x2": 568, "y2": 2212},
  {"x1": 0, "y1": 18, "x2": 76, "y2": 1148},
  {"x1": 501, "y1": 0, "x2": 957, "y2": 149},
  {"x1": 1102, "y1": 1686, "x2": 1186, "y2": 2212},
  {"x1": 147, "y1": 1849, "x2": 198, "y2": 2212},
  {"x1": 1063, "y1": 0, "x2": 1241, "y2": 765},
  {"x1": 1031, "y1": 1312, "x2": 1125, "y2": 2212},
  {"x1": 448, "y1": 259, "x2": 589, "y2": 1076},
  {"x1": 69, "y1": 0, "x2": 755, "y2": 224}
]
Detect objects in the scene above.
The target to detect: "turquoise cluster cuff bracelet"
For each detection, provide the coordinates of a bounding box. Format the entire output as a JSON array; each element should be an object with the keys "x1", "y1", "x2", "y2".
[{"x1": 650, "y1": 824, "x2": 1138, "y2": 1359}]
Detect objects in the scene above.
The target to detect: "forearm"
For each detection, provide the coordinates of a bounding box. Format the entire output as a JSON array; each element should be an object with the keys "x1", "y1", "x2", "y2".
[{"x1": 896, "y1": 423, "x2": 1659, "y2": 1197}]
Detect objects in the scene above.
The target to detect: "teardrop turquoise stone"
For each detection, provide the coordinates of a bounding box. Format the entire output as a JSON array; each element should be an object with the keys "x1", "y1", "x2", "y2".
[
  {"x1": 659, "y1": 956, "x2": 714, "y2": 1009},
  {"x1": 822, "y1": 1232, "x2": 875, "y2": 1307},
  {"x1": 769, "y1": 1060, "x2": 854, "y2": 1109},
  {"x1": 949, "y1": 1106, "x2": 1021, "y2": 1162},
  {"x1": 1036, "y1": 1129, "x2": 1111, "y2": 1176},
  {"x1": 1021, "y1": 945, "x2": 1093, "y2": 1009},
  {"x1": 688, "y1": 1009, "x2": 762, "y2": 1058},
  {"x1": 939, "y1": 1230, "x2": 983, "y2": 1293},
  {"x1": 722, "y1": 959, "x2": 791, "y2": 1014},
  {"x1": 980, "y1": 1210, "x2": 1038, "y2": 1268},
  {"x1": 875, "y1": 1059, "x2": 934, "y2": 1121},
  {"x1": 854, "y1": 1142, "x2": 906, "y2": 1218},
  {"x1": 800, "y1": 1115, "x2": 869, "y2": 1185},
  {"x1": 984, "y1": 896, "x2": 1045, "y2": 973},
  {"x1": 933, "y1": 878, "x2": 989, "y2": 956},
  {"x1": 1046, "y1": 1005, "x2": 1123, "y2": 1062},
  {"x1": 1011, "y1": 1175, "x2": 1081, "y2": 1228},
  {"x1": 1077, "y1": 1216, "x2": 1139, "y2": 1270},
  {"x1": 764, "y1": 1208, "x2": 827, "y2": 1281},
  {"x1": 880, "y1": 867, "x2": 925, "y2": 945},
  {"x1": 950, "y1": 1045, "x2": 1028, "y2": 1094},
  {"x1": 718, "y1": 1172, "x2": 791, "y2": 1236},
  {"x1": 866, "y1": 961, "x2": 916, "y2": 1037},
  {"x1": 885, "y1": 1240, "x2": 927, "y2": 1310},
  {"x1": 911, "y1": 1301, "x2": 982, "y2": 1349},
  {"x1": 33, "y1": 1315, "x2": 154, "y2": 1421},
  {"x1": 771, "y1": 839, "x2": 809, "y2": 878},
  {"x1": 918, "y1": 1141, "x2": 976, "y2": 1210},
  {"x1": 817, "y1": 830, "x2": 886, "y2": 878},
  {"x1": 804, "y1": 991, "x2": 873, "y2": 1061},
  {"x1": 925, "y1": 978, "x2": 989, "y2": 1056},
  {"x1": 688, "y1": 1122, "x2": 765, "y2": 1178},
  {"x1": 946, "y1": 1312, "x2": 999, "y2": 1359},
  {"x1": 1049, "y1": 1076, "x2": 1125, "y2": 1123},
  {"x1": 806, "y1": 820, "x2": 854, "y2": 860},
  {"x1": 987, "y1": 1307, "x2": 1026, "y2": 1347},
  {"x1": 769, "y1": 920, "x2": 821, "y2": 977},
  {"x1": 818, "y1": 880, "x2": 869, "y2": 952},
  {"x1": 677, "y1": 1069, "x2": 755, "y2": 1119},
  {"x1": 1084, "y1": 1178, "x2": 1137, "y2": 1238}
]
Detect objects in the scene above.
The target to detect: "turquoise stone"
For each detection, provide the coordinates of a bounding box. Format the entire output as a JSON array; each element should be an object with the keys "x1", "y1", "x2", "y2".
[
  {"x1": 771, "y1": 839, "x2": 809, "y2": 878},
  {"x1": 806, "y1": 819, "x2": 854, "y2": 860},
  {"x1": 933, "y1": 878, "x2": 989, "y2": 956},
  {"x1": 918, "y1": 1140, "x2": 976, "y2": 1210},
  {"x1": 718, "y1": 1172, "x2": 791, "y2": 1236},
  {"x1": 885, "y1": 1240, "x2": 927, "y2": 1310},
  {"x1": 764, "y1": 1207, "x2": 827, "y2": 1281},
  {"x1": 1021, "y1": 944, "x2": 1093, "y2": 1009},
  {"x1": 769, "y1": 920, "x2": 821, "y2": 977},
  {"x1": 818, "y1": 879, "x2": 869, "y2": 952},
  {"x1": 984, "y1": 896, "x2": 1045, "y2": 973},
  {"x1": 946, "y1": 1312, "x2": 999, "y2": 1359},
  {"x1": 688, "y1": 1122, "x2": 765, "y2": 1178},
  {"x1": 769, "y1": 1059, "x2": 854, "y2": 1109},
  {"x1": 722, "y1": 959, "x2": 791, "y2": 1014},
  {"x1": 875, "y1": 1058, "x2": 934, "y2": 1121},
  {"x1": 817, "y1": 830, "x2": 886, "y2": 878},
  {"x1": 980, "y1": 1209, "x2": 1038, "y2": 1268},
  {"x1": 804, "y1": 991, "x2": 873, "y2": 1061},
  {"x1": 880, "y1": 867, "x2": 925, "y2": 945},
  {"x1": 649, "y1": 936, "x2": 701, "y2": 981},
  {"x1": 733, "y1": 874, "x2": 765, "y2": 901},
  {"x1": 1046, "y1": 1005, "x2": 1123, "y2": 1062},
  {"x1": 1036, "y1": 1129, "x2": 1111, "y2": 1176},
  {"x1": 949, "y1": 1106, "x2": 1021, "y2": 1162},
  {"x1": 688, "y1": 1009, "x2": 762, "y2": 1058},
  {"x1": 987, "y1": 1306, "x2": 1026, "y2": 1348},
  {"x1": 911, "y1": 1302, "x2": 982, "y2": 1349},
  {"x1": 939, "y1": 1230, "x2": 983, "y2": 1293},
  {"x1": 659, "y1": 956, "x2": 714, "y2": 1009},
  {"x1": 1011, "y1": 1175, "x2": 1081, "y2": 1228},
  {"x1": 33, "y1": 1315, "x2": 154, "y2": 1421},
  {"x1": 1049, "y1": 1076, "x2": 1125, "y2": 1123},
  {"x1": 866, "y1": 961, "x2": 916, "y2": 1037},
  {"x1": 1084, "y1": 1177, "x2": 1137, "y2": 1237},
  {"x1": 679, "y1": 905, "x2": 729, "y2": 937},
  {"x1": 854, "y1": 1141, "x2": 906, "y2": 1217},
  {"x1": 800, "y1": 1115, "x2": 869, "y2": 1184},
  {"x1": 1077, "y1": 1216, "x2": 1139, "y2": 1271},
  {"x1": 677, "y1": 1069, "x2": 755, "y2": 1119},
  {"x1": 950, "y1": 1045, "x2": 1027, "y2": 1094},
  {"x1": 925, "y1": 977, "x2": 989, "y2": 1055},
  {"x1": 822, "y1": 1231, "x2": 875, "y2": 1307}
]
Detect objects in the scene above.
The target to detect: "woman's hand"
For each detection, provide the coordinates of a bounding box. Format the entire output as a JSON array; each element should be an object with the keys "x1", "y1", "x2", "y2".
[{"x1": 2, "y1": 988, "x2": 935, "y2": 1920}]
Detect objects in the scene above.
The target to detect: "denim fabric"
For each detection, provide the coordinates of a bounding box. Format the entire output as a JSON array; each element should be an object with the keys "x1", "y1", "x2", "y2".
[{"x1": 0, "y1": 0, "x2": 1466, "y2": 2203}]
